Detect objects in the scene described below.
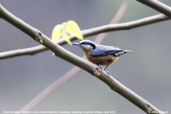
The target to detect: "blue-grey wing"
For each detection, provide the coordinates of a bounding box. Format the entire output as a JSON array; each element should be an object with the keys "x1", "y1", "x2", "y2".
[{"x1": 90, "y1": 45, "x2": 122, "y2": 57}]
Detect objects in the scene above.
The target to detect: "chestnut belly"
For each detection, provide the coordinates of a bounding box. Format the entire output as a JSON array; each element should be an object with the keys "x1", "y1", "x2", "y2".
[{"x1": 87, "y1": 55, "x2": 118, "y2": 65}]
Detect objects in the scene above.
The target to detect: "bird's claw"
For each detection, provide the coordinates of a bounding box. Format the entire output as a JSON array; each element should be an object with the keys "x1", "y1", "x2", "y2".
[
  {"x1": 94, "y1": 65, "x2": 110, "y2": 77},
  {"x1": 98, "y1": 65, "x2": 103, "y2": 70},
  {"x1": 98, "y1": 65, "x2": 110, "y2": 74}
]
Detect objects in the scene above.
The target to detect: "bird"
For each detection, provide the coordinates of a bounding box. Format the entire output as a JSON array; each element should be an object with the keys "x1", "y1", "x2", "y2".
[{"x1": 73, "y1": 40, "x2": 133, "y2": 70}]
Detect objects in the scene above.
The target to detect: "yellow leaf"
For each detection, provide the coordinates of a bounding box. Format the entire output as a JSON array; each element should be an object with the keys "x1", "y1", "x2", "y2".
[
  {"x1": 51, "y1": 24, "x2": 62, "y2": 42},
  {"x1": 65, "y1": 20, "x2": 83, "y2": 40},
  {"x1": 62, "y1": 31, "x2": 72, "y2": 45}
]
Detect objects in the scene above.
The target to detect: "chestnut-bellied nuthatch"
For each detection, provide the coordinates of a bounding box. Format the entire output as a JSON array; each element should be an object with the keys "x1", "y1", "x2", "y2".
[{"x1": 73, "y1": 40, "x2": 133, "y2": 70}]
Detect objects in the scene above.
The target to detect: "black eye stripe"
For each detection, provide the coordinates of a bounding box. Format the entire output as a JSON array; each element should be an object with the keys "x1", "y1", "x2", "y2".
[
  {"x1": 82, "y1": 42, "x2": 95, "y2": 49},
  {"x1": 81, "y1": 42, "x2": 92, "y2": 45}
]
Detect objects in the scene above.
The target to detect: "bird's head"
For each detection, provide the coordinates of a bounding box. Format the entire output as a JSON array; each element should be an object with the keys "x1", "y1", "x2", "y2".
[{"x1": 73, "y1": 40, "x2": 96, "y2": 51}]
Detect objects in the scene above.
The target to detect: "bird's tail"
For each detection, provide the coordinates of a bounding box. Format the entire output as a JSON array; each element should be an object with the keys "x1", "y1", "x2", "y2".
[{"x1": 115, "y1": 49, "x2": 133, "y2": 57}]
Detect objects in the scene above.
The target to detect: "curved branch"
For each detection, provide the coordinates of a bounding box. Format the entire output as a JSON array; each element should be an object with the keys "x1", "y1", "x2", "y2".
[
  {"x1": 137, "y1": 0, "x2": 171, "y2": 17},
  {"x1": 0, "y1": 13, "x2": 169, "y2": 59},
  {"x1": 0, "y1": 3, "x2": 164, "y2": 114}
]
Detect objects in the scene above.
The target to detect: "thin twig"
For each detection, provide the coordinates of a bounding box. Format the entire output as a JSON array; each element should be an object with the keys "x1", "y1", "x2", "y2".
[
  {"x1": 0, "y1": 14, "x2": 169, "y2": 59},
  {"x1": 137, "y1": 0, "x2": 171, "y2": 17}
]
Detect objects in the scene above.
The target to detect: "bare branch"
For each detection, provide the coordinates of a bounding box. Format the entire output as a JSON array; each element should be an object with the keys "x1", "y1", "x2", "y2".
[
  {"x1": 0, "y1": 3, "x2": 164, "y2": 114},
  {"x1": 137, "y1": 0, "x2": 171, "y2": 17},
  {"x1": 0, "y1": 45, "x2": 46, "y2": 59},
  {"x1": 20, "y1": 1, "x2": 128, "y2": 111},
  {"x1": 0, "y1": 13, "x2": 169, "y2": 59}
]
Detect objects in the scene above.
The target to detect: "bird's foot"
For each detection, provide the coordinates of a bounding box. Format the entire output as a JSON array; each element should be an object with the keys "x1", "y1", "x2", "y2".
[
  {"x1": 97, "y1": 65, "x2": 110, "y2": 74},
  {"x1": 97, "y1": 66, "x2": 110, "y2": 75},
  {"x1": 94, "y1": 65, "x2": 105, "y2": 76},
  {"x1": 94, "y1": 65, "x2": 110, "y2": 76}
]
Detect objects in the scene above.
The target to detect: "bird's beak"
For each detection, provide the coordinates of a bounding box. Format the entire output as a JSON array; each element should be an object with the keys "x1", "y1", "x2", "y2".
[
  {"x1": 73, "y1": 42, "x2": 80, "y2": 46},
  {"x1": 126, "y1": 50, "x2": 134, "y2": 53}
]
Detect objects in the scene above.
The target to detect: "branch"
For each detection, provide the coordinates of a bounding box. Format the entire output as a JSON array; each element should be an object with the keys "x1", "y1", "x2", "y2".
[
  {"x1": 0, "y1": 13, "x2": 169, "y2": 59},
  {"x1": 137, "y1": 0, "x2": 171, "y2": 17},
  {"x1": 21, "y1": 1, "x2": 128, "y2": 111},
  {"x1": 0, "y1": 3, "x2": 164, "y2": 114}
]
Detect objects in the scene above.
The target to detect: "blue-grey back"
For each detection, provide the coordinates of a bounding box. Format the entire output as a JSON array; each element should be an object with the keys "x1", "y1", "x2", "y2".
[{"x1": 90, "y1": 44, "x2": 123, "y2": 57}]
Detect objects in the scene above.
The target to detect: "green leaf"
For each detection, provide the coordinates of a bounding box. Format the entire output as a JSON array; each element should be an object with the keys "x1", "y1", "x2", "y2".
[
  {"x1": 65, "y1": 20, "x2": 83, "y2": 40},
  {"x1": 51, "y1": 24, "x2": 62, "y2": 42},
  {"x1": 62, "y1": 30, "x2": 72, "y2": 45}
]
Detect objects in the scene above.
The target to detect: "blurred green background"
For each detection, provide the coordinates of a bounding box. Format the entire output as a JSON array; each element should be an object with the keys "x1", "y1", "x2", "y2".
[{"x1": 0, "y1": 0, "x2": 170, "y2": 113}]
